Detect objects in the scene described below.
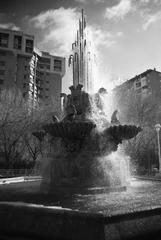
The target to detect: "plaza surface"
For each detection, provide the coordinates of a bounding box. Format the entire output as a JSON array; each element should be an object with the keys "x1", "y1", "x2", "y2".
[{"x1": 0, "y1": 178, "x2": 161, "y2": 216}]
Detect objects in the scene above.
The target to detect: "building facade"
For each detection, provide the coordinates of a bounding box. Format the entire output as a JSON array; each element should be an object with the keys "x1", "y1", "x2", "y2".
[
  {"x1": 34, "y1": 49, "x2": 65, "y2": 114},
  {"x1": 112, "y1": 69, "x2": 161, "y2": 123},
  {"x1": 0, "y1": 28, "x2": 65, "y2": 114},
  {"x1": 113, "y1": 68, "x2": 161, "y2": 105},
  {"x1": 0, "y1": 28, "x2": 34, "y2": 93}
]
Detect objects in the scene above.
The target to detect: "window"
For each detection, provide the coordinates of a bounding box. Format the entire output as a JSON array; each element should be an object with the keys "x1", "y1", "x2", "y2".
[
  {"x1": 142, "y1": 85, "x2": 148, "y2": 89},
  {"x1": 37, "y1": 86, "x2": 43, "y2": 90},
  {"x1": 41, "y1": 58, "x2": 50, "y2": 65},
  {"x1": 135, "y1": 82, "x2": 141, "y2": 88},
  {"x1": 25, "y1": 57, "x2": 30, "y2": 61},
  {"x1": 0, "y1": 79, "x2": 4, "y2": 84},
  {"x1": 0, "y1": 70, "x2": 5, "y2": 75},
  {"x1": 0, "y1": 33, "x2": 9, "y2": 48},
  {"x1": 36, "y1": 70, "x2": 40, "y2": 76},
  {"x1": 54, "y1": 59, "x2": 62, "y2": 72},
  {"x1": 23, "y1": 83, "x2": 28, "y2": 88},
  {"x1": 14, "y1": 35, "x2": 22, "y2": 50},
  {"x1": 136, "y1": 88, "x2": 141, "y2": 94},
  {"x1": 25, "y1": 39, "x2": 33, "y2": 53},
  {"x1": 141, "y1": 77, "x2": 147, "y2": 85},
  {"x1": 0, "y1": 61, "x2": 5, "y2": 66},
  {"x1": 0, "y1": 51, "x2": 6, "y2": 56},
  {"x1": 36, "y1": 79, "x2": 40, "y2": 85},
  {"x1": 38, "y1": 94, "x2": 42, "y2": 98}
]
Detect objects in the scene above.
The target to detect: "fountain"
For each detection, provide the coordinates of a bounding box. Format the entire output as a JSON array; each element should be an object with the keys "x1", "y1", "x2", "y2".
[
  {"x1": 33, "y1": 83, "x2": 141, "y2": 192},
  {"x1": 32, "y1": 10, "x2": 141, "y2": 192}
]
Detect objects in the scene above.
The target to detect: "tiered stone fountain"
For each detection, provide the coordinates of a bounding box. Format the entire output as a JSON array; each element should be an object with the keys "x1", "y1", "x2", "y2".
[
  {"x1": 31, "y1": 9, "x2": 141, "y2": 192},
  {"x1": 33, "y1": 84, "x2": 141, "y2": 192}
]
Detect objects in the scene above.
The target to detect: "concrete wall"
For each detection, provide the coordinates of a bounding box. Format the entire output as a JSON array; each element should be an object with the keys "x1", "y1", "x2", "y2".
[
  {"x1": 0, "y1": 202, "x2": 104, "y2": 240},
  {"x1": 1, "y1": 202, "x2": 161, "y2": 239}
]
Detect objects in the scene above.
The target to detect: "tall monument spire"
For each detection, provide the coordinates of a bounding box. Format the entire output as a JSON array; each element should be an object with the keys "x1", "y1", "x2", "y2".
[{"x1": 68, "y1": 9, "x2": 94, "y2": 93}]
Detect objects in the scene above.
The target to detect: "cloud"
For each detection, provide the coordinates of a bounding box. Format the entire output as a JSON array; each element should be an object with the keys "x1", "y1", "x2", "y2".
[
  {"x1": 0, "y1": 13, "x2": 20, "y2": 31},
  {"x1": 116, "y1": 31, "x2": 124, "y2": 36},
  {"x1": 138, "y1": 0, "x2": 161, "y2": 30},
  {"x1": 74, "y1": 0, "x2": 86, "y2": 3},
  {"x1": 26, "y1": 7, "x2": 79, "y2": 56},
  {"x1": 74, "y1": 0, "x2": 104, "y2": 4},
  {"x1": 105, "y1": 0, "x2": 133, "y2": 20},
  {"x1": 154, "y1": 0, "x2": 161, "y2": 4},
  {"x1": 139, "y1": 0, "x2": 161, "y2": 5},
  {"x1": 104, "y1": 0, "x2": 161, "y2": 23},
  {"x1": 142, "y1": 11, "x2": 161, "y2": 30},
  {"x1": 25, "y1": 7, "x2": 116, "y2": 57},
  {"x1": 140, "y1": 0, "x2": 150, "y2": 3},
  {"x1": 0, "y1": 23, "x2": 20, "y2": 31},
  {"x1": 87, "y1": 25, "x2": 115, "y2": 50}
]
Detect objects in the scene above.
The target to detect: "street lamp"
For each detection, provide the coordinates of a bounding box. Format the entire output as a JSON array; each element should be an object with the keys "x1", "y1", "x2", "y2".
[{"x1": 155, "y1": 123, "x2": 161, "y2": 172}]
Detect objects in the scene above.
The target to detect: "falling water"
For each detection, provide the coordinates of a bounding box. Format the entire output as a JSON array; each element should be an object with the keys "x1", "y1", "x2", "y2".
[{"x1": 88, "y1": 89, "x2": 131, "y2": 186}]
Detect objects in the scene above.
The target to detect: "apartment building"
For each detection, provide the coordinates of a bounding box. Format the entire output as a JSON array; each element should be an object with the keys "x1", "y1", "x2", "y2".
[
  {"x1": 0, "y1": 28, "x2": 34, "y2": 96},
  {"x1": 113, "y1": 68, "x2": 161, "y2": 102},
  {"x1": 34, "y1": 49, "x2": 65, "y2": 114},
  {"x1": 112, "y1": 69, "x2": 161, "y2": 122},
  {"x1": 0, "y1": 28, "x2": 65, "y2": 114}
]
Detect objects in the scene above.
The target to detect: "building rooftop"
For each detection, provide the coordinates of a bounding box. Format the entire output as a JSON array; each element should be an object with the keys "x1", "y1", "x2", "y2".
[
  {"x1": 113, "y1": 68, "x2": 161, "y2": 92},
  {"x1": 0, "y1": 28, "x2": 34, "y2": 39},
  {"x1": 128, "y1": 69, "x2": 154, "y2": 83}
]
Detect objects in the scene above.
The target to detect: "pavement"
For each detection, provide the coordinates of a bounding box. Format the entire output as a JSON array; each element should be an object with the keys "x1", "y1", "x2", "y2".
[{"x1": 0, "y1": 177, "x2": 161, "y2": 215}]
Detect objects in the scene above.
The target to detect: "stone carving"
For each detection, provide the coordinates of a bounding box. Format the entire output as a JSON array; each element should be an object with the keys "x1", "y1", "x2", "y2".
[{"x1": 111, "y1": 110, "x2": 120, "y2": 125}]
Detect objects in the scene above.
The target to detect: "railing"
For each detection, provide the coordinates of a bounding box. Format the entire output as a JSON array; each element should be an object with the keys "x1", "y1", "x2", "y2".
[{"x1": 0, "y1": 168, "x2": 40, "y2": 178}]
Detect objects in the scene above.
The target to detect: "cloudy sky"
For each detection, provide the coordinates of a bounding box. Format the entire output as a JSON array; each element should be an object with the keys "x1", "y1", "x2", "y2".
[{"x1": 1, "y1": 0, "x2": 161, "y2": 92}]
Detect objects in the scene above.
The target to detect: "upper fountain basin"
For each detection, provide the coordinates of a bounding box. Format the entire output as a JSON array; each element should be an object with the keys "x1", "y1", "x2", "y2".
[{"x1": 42, "y1": 121, "x2": 96, "y2": 140}]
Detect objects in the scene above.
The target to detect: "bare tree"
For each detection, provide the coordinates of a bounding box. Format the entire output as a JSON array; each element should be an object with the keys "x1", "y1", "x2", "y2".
[
  {"x1": 0, "y1": 88, "x2": 62, "y2": 169},
  {"x1": 22, "y1": 96, "x2": 61, "y2": 167},
  {"x1": 0, "y1": 89, "x2": 31, "y2": 168}
]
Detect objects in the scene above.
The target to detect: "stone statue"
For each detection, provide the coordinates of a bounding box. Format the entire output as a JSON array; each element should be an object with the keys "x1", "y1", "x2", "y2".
[{"x1": 111, "y1": 110, "x2": 120, "y2": 125}]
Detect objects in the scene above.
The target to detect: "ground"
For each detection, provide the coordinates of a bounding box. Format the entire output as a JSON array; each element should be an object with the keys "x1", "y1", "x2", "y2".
[{"x1": 0, "y1": 178, "x2": 161, "y2": 216}]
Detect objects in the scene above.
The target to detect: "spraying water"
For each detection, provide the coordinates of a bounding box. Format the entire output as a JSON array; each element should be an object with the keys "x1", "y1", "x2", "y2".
[{"x1": 88, "y1": 89, "x2": 131, "y2": 186}]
